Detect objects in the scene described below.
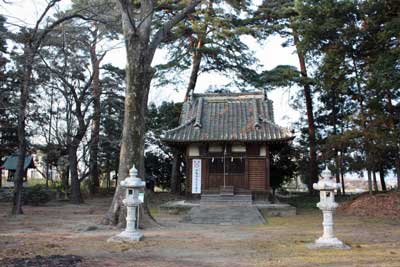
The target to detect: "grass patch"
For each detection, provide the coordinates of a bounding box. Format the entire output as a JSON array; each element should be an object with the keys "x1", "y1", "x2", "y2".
[
  {"x1": 150, "y1": 207, "x2": 159, "y2": 217},
  {"x1": 26, "y1": 179, "x2": 47, "y2": 187}
]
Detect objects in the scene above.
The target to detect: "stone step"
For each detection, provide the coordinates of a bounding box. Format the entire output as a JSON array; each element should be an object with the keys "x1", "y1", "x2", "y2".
[
  {"x1": 200, "y1": 194, "x2": 252, "y2": 205},
  {"x1": 219, "y1": 186, "x2": 234, "y2": 196},
  {"x1": 183, "y1": 206, "x2": 266, "y2": 225}
]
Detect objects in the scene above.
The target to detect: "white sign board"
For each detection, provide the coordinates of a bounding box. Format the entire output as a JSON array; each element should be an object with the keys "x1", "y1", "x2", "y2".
[{"x1": 192, "y1": 159, "x2": 202, "y2": 194}]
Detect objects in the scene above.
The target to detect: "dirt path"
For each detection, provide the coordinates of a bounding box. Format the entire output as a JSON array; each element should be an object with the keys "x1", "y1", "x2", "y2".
[{"x1": 1, "y1": 197, "x2": 400, "y2": 266}]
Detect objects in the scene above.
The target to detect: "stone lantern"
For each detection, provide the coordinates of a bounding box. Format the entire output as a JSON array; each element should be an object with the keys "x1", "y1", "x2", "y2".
[
  {"x1": 111, "y1": 165, "x2": 145, "y2": 242},
  {"x1": 307, "y1": 167, "x2": 349, "y2": 249}
]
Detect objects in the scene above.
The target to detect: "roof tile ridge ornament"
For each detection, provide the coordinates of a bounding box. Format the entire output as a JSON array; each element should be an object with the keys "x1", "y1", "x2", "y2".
[
  {"x1": 256, "y1": 117, "x2": 293, "y2": 137},
  {"x1": 187, "y1": 90, "x2": 194, "y2": 119},
  {"x1": 262, "y1": 89, "x2": 275, "y2": 123},
  {"x1": 252, "y1": 98, "x2": 260, "y2": 129},
  {"x1": 194, "y1": 97, "x2": 203, "y2": 129},
  {"x1": 161, "y1": 117, "x2": 196, "y2": 138}
]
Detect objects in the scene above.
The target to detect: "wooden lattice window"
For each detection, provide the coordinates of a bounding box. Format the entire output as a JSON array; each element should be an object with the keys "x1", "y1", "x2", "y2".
[
  {"x1": 227, "y1": 158, "x2": 245, "y2": 174},
  {"x1": 208, "y1": 158, "x2": 224, "y2": 174},
  {"x1": 208, "y1": 158, "x2": 245, "y2": 174}
]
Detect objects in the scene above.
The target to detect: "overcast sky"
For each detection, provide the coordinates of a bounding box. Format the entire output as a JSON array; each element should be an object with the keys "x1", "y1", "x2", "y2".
[{"x1": 1, "y1": 0, "x2": 300, "y2": 128}]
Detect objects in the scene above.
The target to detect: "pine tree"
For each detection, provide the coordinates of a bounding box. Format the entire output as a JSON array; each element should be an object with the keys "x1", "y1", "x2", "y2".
[
  {"x1": 156, "y1": 0, "x2": 257, "y2": 96},
  {"x1": 71, "y1": 0, "x2": 121, "y2": 194},
  {"x1": 98, "y1": 65, "x2": 125, "y2": 190},
  {"x1": 254, "y1": 0, "x2": 318, "y2": 192},
  {"x1": 296, "y1": 0, "x2": 400, "y2": 192}
]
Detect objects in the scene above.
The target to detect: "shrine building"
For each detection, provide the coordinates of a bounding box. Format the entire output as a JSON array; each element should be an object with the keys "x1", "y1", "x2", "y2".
[{"x1": 161, "y1": 91, "x2": 293, "y2": 198}]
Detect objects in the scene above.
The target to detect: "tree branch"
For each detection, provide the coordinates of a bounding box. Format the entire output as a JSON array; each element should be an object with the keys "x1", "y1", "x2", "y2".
[
  {"x1": 32, "y1": 0, "x2": 61, "y2": 40},
  {"x1": 118, "y1": 0, "x2": 138, "y2": 33},
  {"x1": 149, "y1": 0, "x2": 202, "y2": 56}
]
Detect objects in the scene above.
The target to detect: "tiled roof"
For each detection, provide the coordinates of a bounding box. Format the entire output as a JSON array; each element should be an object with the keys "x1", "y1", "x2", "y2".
[
  {"x1": 1, "y1": 155, "x2": 35, "y2": 171},
  {"x1": 161, "y1": 92, "x2": 293, "y2": 143}
]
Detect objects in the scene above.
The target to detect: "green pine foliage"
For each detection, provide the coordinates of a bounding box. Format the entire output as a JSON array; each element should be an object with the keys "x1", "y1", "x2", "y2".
[
  {"x1": 98, "y1": 65, "x2": 125, "y2": 183},
  {"x1": 295, "y1": 0, "x2": 400, "y2": 192},
  {"x1": 155, "y1": 0, "x2": 259, "y2": 90}
]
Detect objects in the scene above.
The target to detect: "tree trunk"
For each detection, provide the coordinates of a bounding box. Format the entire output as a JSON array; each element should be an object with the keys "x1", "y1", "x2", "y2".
[
  {"x1": 367, "y1": 169, "x2": 373, "y2": 195},
  {"x1": 12, "y1": 47, "x2": 34, "y2": 215},
  {"x1": 292, "y1": 26, "x2": 318, "y2": 193},
  {"x1": 46, "y1": 87, "x2": 54, "y2": 189},
  {"x1": 385, "y1": 93, "x2": 400, "y2": 191},
  {"x1": 340, "y1": 167, "x2": 346, "y2": 195},
  {"x1": 106, "y1": 166, "x2": 111, "y2": 190},
  {"x1": 339, "y1": 150, "x2": 346, "y2": 195},
  {"x1": 372, "y1": 171, "x2": 378, "y2": 192},
  {"x1": 89, "y1": 42, "x2": 101, "y2": 195},
  {"x1": 184, "y1": 0, "x2": 214, "y2": 100},
  {"x1": 379, "y1": 168, "x2": 387, "y2": 192},
  {"x1": 60, "y1": 165, "x2": 69, "y2": 191},
  {"x1": 176, "y1": 155, "x2": 182, "y2": 194},
  {"x1": 396, "y1": 158, "x2": 400, "y2": 192},
  {"x1": 185, "y1": 41, "x2": 203, "y2": 99},
  {"x1": 102, "y1": 36, "x2": 154, "y2": 227},
  {"x1": 170, "y1": 151, "x2": 179, "y2": 194},
  {"x1": 69, "y1": 144, "x2": 82, "y2": 204},
  {"x1": 335, "y1": 151, "x2": 341, "y2": 196},
  {"x1": 104, "y1": 0, "x2": 202, "y2": 227}
]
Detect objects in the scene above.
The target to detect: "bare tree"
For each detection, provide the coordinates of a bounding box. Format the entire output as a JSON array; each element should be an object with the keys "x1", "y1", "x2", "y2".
[
  {"x1": 103, "y1": 0, "x2": 202, "y2": 226},
  {"x1": 10, "y1": 0, "x2": 92, "y2": 214},
  {"x1": 39, "y1": 19, "x2": 100, "y2": 203}
]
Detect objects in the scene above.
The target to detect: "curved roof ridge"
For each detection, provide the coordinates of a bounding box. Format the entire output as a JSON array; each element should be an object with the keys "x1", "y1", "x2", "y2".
[
  {"x1": 162, "y1": 117, "x2": 195, "y2": 134},
  {"x1": 194, "y1": 97, "x2": 203, "y2": 128},
  {"x1": 259, "y1": 118, "x2": 292, "y2": 136},
  {"x1": 161, "y1": 94, "x2": 294, "y2": 143}
]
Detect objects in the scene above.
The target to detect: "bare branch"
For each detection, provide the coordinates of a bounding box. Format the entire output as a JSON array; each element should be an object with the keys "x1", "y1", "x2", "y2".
[
  {"x1": 32, "y1": 0, "x2": 61, "y2": 40},
  {"x1": 34, "y1": 13, "x2": 94, "y2": 51}
]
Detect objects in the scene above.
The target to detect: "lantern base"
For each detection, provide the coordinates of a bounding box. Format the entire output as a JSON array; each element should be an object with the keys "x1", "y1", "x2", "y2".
[
  {"x1": 306, "y1": 237, "x2": 350, "y2": 249},
  {"x1": 108, "y1": 230, "x2": 143, "y2": 243}
]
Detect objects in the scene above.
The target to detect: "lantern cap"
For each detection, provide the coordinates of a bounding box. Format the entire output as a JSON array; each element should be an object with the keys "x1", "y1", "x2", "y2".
[
  {"x1": 120, "y1": 164, "x2": 145, "y2": 188},
  {"x1": 313, "y1": 167, "x2": 340, "y2": 191}
]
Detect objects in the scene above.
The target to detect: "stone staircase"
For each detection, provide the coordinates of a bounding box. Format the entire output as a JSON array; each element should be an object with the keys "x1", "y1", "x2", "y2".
[{"x1": 200, "y1": 193, "x2": 253, "y2": 206}]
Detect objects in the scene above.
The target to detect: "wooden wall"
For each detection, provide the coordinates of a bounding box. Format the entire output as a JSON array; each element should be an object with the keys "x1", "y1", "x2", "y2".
[
  {"x1": 185, "y1": 143, "x2": 270, "y2": 195},
  {"x1": 248, "y1": 159, "x2": 267, "y2": 191}
]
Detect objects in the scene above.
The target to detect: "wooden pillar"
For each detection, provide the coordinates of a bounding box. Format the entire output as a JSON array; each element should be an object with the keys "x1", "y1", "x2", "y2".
[
  {"x1": 170, "y1": 150, "x2": 179, "y2": 194},
  {"x1": 244, "y1": 157, "x2": 249, "y2": 189},
  {"x1": 201, "y1": 158, "x2": 207, "y2": 191},
  {"x1": 265, "y1": 144, "x2": 270, "y2": 192},
  {"x1": 185, "y1": 155, "x2": 191, "y2": 198}
]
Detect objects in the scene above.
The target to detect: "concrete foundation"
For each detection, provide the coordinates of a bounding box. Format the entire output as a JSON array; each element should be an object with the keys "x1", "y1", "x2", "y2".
[{"x1": 108, "y1": 230, "x2": 144, "y2": 243}]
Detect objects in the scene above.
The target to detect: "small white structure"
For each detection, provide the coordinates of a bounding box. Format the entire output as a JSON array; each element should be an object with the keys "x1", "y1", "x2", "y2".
[
  {"x1": 307, "y1": 167, "x2": 349, "y2": 249},
  {"x1": 110, "y1": 165, "x2": 145, "y2": 242}
]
